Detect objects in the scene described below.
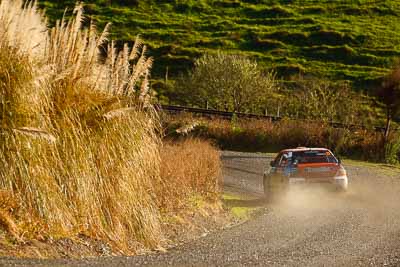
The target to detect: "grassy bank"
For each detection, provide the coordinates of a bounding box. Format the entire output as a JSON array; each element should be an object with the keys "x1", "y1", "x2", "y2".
[
  {"x1": 39, "y1": 0, "x2": 400, "y2": 92},
  {"x1": 0, "y1": 1, "x2": 222, "y2": 258}
]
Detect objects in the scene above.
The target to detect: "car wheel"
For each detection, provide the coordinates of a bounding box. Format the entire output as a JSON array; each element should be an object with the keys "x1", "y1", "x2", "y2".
[{"x1": 335, "y1": 179, "x2": 348, "y2": 193}]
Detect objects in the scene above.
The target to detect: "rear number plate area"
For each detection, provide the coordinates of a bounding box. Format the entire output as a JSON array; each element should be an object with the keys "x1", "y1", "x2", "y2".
[{"x1": 304, "y1": 167, "x2": 332, "y2": 173}]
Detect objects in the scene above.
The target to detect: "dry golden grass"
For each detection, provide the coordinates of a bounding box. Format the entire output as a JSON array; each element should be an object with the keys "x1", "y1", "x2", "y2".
[
  {"x1": 0, "y1": 190, "x2": 19, "y2": 240},
  {"x1": 0, "y1": 0, "x2": 162, "y2": 253},
  {"x1": 158, "y1": 139, "x2": 221, "y2": 212},
  {"x1": 164, "y1": 114, "x2": 387, "y2": 161},
  {"x1": 0, "y1": 1, "x2": 223, "y2": 256}
]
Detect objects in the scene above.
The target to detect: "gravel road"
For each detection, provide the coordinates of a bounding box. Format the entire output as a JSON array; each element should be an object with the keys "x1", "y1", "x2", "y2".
[{"x1": 2, "y1": 151, "x2": 400, "y2": 266}]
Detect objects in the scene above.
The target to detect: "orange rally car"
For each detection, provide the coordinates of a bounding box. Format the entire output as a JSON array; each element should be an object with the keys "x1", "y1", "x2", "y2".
[{"x1": 263, "y1": 147, "x2": 348, "y2": 200}]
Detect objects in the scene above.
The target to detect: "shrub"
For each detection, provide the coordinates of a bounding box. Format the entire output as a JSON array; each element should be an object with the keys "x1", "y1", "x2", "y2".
[
  {"x1": 177, "y1": 52, "x2": 278, "y2": 112},
  {"x1": 281, "y1": 78, "x2": 363, "y2": 125},
  {"x1": 385, "y1": 134, "x2": 400, "y2": 164}
]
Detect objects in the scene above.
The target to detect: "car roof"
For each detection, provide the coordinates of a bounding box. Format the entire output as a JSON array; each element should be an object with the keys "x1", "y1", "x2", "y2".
[{"x1": 280, "y1": 147, "x2": 330, "y2": 153}]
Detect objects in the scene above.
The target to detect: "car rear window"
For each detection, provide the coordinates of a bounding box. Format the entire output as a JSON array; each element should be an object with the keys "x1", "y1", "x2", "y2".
[{"x1": 293, "y1": 150, "x2": 338, "y2": 164}]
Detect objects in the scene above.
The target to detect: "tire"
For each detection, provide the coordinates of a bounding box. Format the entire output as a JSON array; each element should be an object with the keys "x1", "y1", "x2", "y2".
[{"x1": 335, "y1": 179, "x2": 349, "y2": 193}]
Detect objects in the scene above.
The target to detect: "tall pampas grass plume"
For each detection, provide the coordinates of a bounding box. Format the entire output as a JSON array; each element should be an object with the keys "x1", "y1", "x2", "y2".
[{"x1": 0, "y1": 0, "x2": 162, "y2": 253}]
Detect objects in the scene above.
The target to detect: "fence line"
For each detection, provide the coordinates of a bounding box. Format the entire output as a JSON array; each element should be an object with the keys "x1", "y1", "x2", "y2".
[{"x1": 159, "y1": 104, "x2": 394, "y2": 132}]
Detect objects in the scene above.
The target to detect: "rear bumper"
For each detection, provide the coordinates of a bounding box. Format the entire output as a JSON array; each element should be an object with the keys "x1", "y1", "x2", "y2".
[{"x1": 288, "y1": 176, "x2": 348, "y2": 190}]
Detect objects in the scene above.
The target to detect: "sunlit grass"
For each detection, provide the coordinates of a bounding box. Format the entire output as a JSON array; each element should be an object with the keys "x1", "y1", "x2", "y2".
[
  {"x1": 40, "y1": 0, "x2": 400, "y2": 90},
  {"x1": 343, "y1": 159, "x2": 400, "y2": 177},
  {"x1": 222, "y1": 194, "x2": 258, "y2": 221}
]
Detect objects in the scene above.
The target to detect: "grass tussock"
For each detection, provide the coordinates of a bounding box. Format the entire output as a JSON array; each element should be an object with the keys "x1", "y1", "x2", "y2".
[
  {"x1": 0, "y1": 0, "x2": 163, "y2": 253},
  {"x1": 159, "y1": 139, "x2": 221, "y2": 212}
]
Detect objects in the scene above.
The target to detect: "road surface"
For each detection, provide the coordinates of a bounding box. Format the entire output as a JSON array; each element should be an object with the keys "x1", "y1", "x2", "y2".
[{"x1": 2, "y1": 151, "x2": 400, "y2": 266}]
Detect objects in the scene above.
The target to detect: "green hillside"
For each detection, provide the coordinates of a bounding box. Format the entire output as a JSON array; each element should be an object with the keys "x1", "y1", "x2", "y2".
[{"x1": 40, "y1": 0, "x2": 400, "y2": 92}]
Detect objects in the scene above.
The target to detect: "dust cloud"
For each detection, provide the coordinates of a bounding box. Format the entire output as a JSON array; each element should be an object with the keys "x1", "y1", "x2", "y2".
[{"x1": 273, "y1": 172, "x2": 400, "y2": 226}]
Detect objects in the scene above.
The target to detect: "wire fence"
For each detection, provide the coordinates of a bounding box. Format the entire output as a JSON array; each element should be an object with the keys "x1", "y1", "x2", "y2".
[{"x1": 159, "y1": 104, "x2": 395, "y2": 132}]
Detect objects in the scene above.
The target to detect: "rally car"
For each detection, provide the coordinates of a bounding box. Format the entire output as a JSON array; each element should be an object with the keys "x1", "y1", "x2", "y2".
[{"x1": 263, "y1": 147, "x2": 348, "y2": 200}]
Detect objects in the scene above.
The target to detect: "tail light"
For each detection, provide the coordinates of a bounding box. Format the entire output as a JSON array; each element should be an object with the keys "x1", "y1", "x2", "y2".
[{"x1": 335, "y1": 167, "x2": 347, "y2": 177}]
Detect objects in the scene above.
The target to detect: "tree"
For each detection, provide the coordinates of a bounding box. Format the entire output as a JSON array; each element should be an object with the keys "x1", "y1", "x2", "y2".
[
  {"x1": 378, "y1": 66, "x2": 400, "y2": 144},
  {"x1": 285, "y1": 77, "x2": 361, "y2": 124},
  {"x1": 178, "y1": 52, "x2": 277, "y2": 113}
]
